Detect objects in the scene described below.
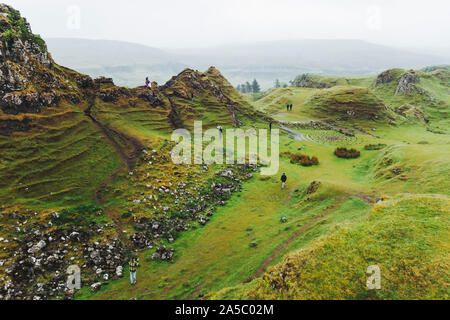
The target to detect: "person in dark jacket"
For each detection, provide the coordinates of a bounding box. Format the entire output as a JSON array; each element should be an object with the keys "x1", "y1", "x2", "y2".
[
  {"x1": 145, "y1": 77, "x2": 150, "y2": 88},
  {"x1": 281, "y1": 173, "x2": 287, "y2": 189}
]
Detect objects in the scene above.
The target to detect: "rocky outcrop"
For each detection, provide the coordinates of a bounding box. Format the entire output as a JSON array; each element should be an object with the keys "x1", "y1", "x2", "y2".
[
  {"x1": 395, "y1": 70, "x2": 421, "y2": 95},
  {"x1": 293, "y1": 74, "x2": 331, "y2": 89},
  {"x1": 1, "y1": 91, "x2": 60, "y2": 114},
  {"x1": 375, "y1": 70, "x2": 395, "y2": 86},
  {"x1": 396, "y1": 104, "x2": 426, "y2": 122}
]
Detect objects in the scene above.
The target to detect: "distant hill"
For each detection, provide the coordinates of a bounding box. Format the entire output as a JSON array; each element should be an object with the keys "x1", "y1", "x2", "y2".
[
  {"x1": 45, "y1": 38, "x2": 187, "y2": 87},
  {"x1": 173, "y1": 40, "x2": 448, "y2": 88},
  {"x1": 45, "y1": 38, "x2": 449, "y2": 89}
]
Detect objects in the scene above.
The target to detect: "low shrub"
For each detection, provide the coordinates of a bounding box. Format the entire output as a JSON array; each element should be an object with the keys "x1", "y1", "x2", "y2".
[
  {"x1": 291, "y1": 153, "x2": 319, "y2": 167},
  {"x1": 122, "y1": 212, "x2": 132, "y2": 219},
  {"x1": 51, "y1": 204, "x2": 103, "y2": 227},
  {"x1": 334, "y1": 147, "x2": 361, "y2": 159}
]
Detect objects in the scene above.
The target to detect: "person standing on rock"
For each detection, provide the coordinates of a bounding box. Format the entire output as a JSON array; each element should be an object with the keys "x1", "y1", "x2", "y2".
[
  {"x1": 281, "y1": 173, "x2": 287, "y2": 189},
  {"x1": 145, "y1": 77, "x2": 150, "y2": 89},
  {"x1": 129, "y1": 257, "x2": 138, "y2": 285}
]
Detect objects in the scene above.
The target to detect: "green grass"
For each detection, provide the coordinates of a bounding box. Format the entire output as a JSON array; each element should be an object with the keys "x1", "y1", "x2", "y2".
[
  {"x1": 1, "y1": 58, "x2": 448, "y2": 301},
  {"x1": 0, "y1": 102, "x2": 121, "y2": 208},
  {"x1": 210, "y1": 195, "x2": 449, "y2": 300},
  {"x1": 77, "y1": 158, "x2": 373, "y2": 300}
]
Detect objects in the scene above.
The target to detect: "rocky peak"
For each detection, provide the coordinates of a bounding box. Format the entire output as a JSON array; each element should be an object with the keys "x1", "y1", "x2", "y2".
[
  {"x1": 160, "y1": 67, "x2": 232, "y2": 103},
  {"x1": 375, "y1": 69, "x2": 395, "y2": 86},
  {"x1": 0, "y1": 4, "x2": 52, "y2": 67},
  {"x1": 0, "y1": 5, "x2": 76, "y2": 115}
]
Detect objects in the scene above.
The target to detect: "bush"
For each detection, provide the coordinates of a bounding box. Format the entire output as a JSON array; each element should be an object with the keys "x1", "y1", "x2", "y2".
[
  {"x1": 291, "y1": 153, "x2": 319, "y2": 167},
  {"x1": 281, "y1": 151, "x2": 319, "y2": 167},
  {"x1": 334, "y1": 147, "x2": 361, "y2": 159},
  {"x1": 122, "y1": 212, "x2": 132, "y2": 219},
  {"x1": 2, "y1": 29, "x2": 14, "y2": 45}
]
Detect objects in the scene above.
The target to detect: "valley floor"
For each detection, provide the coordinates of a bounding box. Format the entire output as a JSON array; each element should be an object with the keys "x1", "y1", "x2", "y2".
[{"x1": 80, "y1": 117, "x2": 449, "y2": 299}]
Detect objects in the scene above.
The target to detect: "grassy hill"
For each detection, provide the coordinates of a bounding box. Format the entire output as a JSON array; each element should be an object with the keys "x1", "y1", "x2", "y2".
[
  {"x1": 0, "y1": 5, "x2": 448, "y2": 301},
  {"x1": 208, "y1": 195, "x2": 449, "y2": 300}
]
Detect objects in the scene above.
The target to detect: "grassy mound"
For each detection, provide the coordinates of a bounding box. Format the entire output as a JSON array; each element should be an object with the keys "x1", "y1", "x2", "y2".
[
  {"x1": 357, "y1": 144, "x2": 450, "y2": 195},
  {"x1": 303, "y1": 86, "x2": 390, "y2": 121},
  {"x1": 208, "y1": 195, "x2": 450, "y2": 300}
]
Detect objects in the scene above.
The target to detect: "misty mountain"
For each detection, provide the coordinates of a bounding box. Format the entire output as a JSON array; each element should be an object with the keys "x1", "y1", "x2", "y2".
[
  {"x1": 45, "y1": 38, "x2": 187, "y2": 87},
  {"x1": 45, "y1": 38, "x2": 448, "y2": 89}
]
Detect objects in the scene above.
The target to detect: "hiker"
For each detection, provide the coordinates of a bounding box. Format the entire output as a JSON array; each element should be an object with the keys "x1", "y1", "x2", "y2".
[
  {"x1": 217, "y1": 126, "x2": 223, "y2": 136},
  {"x1": 269, "y1": 120, "x2": 273, "y2": 131},
  {"x1": 129, "y1": 256, "x2": 139, "y2": 285},
  {"x1": 145, "y1": 77, "x2": 150, "y2": 89},
  {"x1": 281, "y1": 173, "x2": 287, "y2": 189},
  {"x1": 287, "y1": 104, "x2": 290, "y2": 112},
  {"x1": 290, "y1": 104, "x2": 293, "y2": 111}
]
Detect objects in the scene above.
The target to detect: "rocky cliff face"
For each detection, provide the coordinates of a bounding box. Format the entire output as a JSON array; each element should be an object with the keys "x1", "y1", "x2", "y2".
[
  {"x1": 0, "y1": 4, "x2": 90, "y2": 120},
  {"x1": 293, "y1": 74, "x2": 331, "y2": 89},
  {"x1": 395, "y1": 70, "x2": 421, "y2": 95}
]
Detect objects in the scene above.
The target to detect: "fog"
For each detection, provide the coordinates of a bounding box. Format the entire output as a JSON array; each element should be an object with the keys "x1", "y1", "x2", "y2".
[{"x1": 6, "y1": 0, "x2": 450, "y2": 50}]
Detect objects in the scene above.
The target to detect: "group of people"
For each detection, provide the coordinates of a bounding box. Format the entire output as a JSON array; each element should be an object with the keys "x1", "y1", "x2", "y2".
[{"x1": 286, "y1": 104, "x2": 294, "y2": 112}]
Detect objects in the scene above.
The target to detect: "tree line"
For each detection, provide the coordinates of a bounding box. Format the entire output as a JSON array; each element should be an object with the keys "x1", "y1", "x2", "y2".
[{"x1": 237, "y1": 79, "x2": 261, "y2": 94}]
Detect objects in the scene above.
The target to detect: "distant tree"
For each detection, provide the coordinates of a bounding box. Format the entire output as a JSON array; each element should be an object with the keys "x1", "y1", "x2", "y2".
[
  {"x1": 252, "y1": 79, "x2": 261, "y2": 93},
  {"x1": 274, "y1": 79, "x2": 281, "y2": 88},
  {"x1": 245, "y1": 81, "x2": 252, "y2": 93},
  {"x1": 237, "y1": 84, "x2": 242, "y2": 92},
  {"x1": 241, "y1": 83, "x2": 247, "y2": 93},
  {"x1": 282, "y1": 83, "x2": 288, "y2": 88}
]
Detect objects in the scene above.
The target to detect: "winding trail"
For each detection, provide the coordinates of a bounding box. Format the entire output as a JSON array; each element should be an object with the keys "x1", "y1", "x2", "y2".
[
  {"x1": 280, "y1": 124, "x2": 313, "y2": 142},
  {"x1": 252, "y1": 193, "x2": 374, "y2": 279},
  {"x1": 84, "y1": 94, "x2": 143, "y2": 245},
  {"x1": 84, "y1": 95, "x2": 143, "y2": 203},
  {"x1": 252, "y1": 196, "x2": 348, "y2": 278}
]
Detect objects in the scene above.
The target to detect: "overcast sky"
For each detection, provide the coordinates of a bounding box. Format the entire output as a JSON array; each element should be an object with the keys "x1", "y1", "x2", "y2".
[{"x1": 6, "y1": 0, "x2": 450, "y2": 49}]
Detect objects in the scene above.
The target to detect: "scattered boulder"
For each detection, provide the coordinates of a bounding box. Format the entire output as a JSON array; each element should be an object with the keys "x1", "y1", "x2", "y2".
[
  {"x1": 304, "y1": 181, "x2": 321, "y2": 195},
  {"x1": 90, "y1": 282, "x2": 102, "y2": 292}
]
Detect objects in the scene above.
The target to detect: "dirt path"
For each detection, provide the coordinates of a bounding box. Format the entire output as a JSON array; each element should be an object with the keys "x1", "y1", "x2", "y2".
[
  {"x1": 280, "y1": 124, "x2": 313, "y2": 142},
  {"x1": 252, "y1": 196, "x2": 348, "y2": 278},
  {"x1": 84, "y1": 95, "x2": 142, "y2": 203},
  {"x1": 84, "y1": 94, "x2": 143, "y2": 245},
  {"x1": 187, "y1": 280, "x2": 207, "y2": 300}
]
